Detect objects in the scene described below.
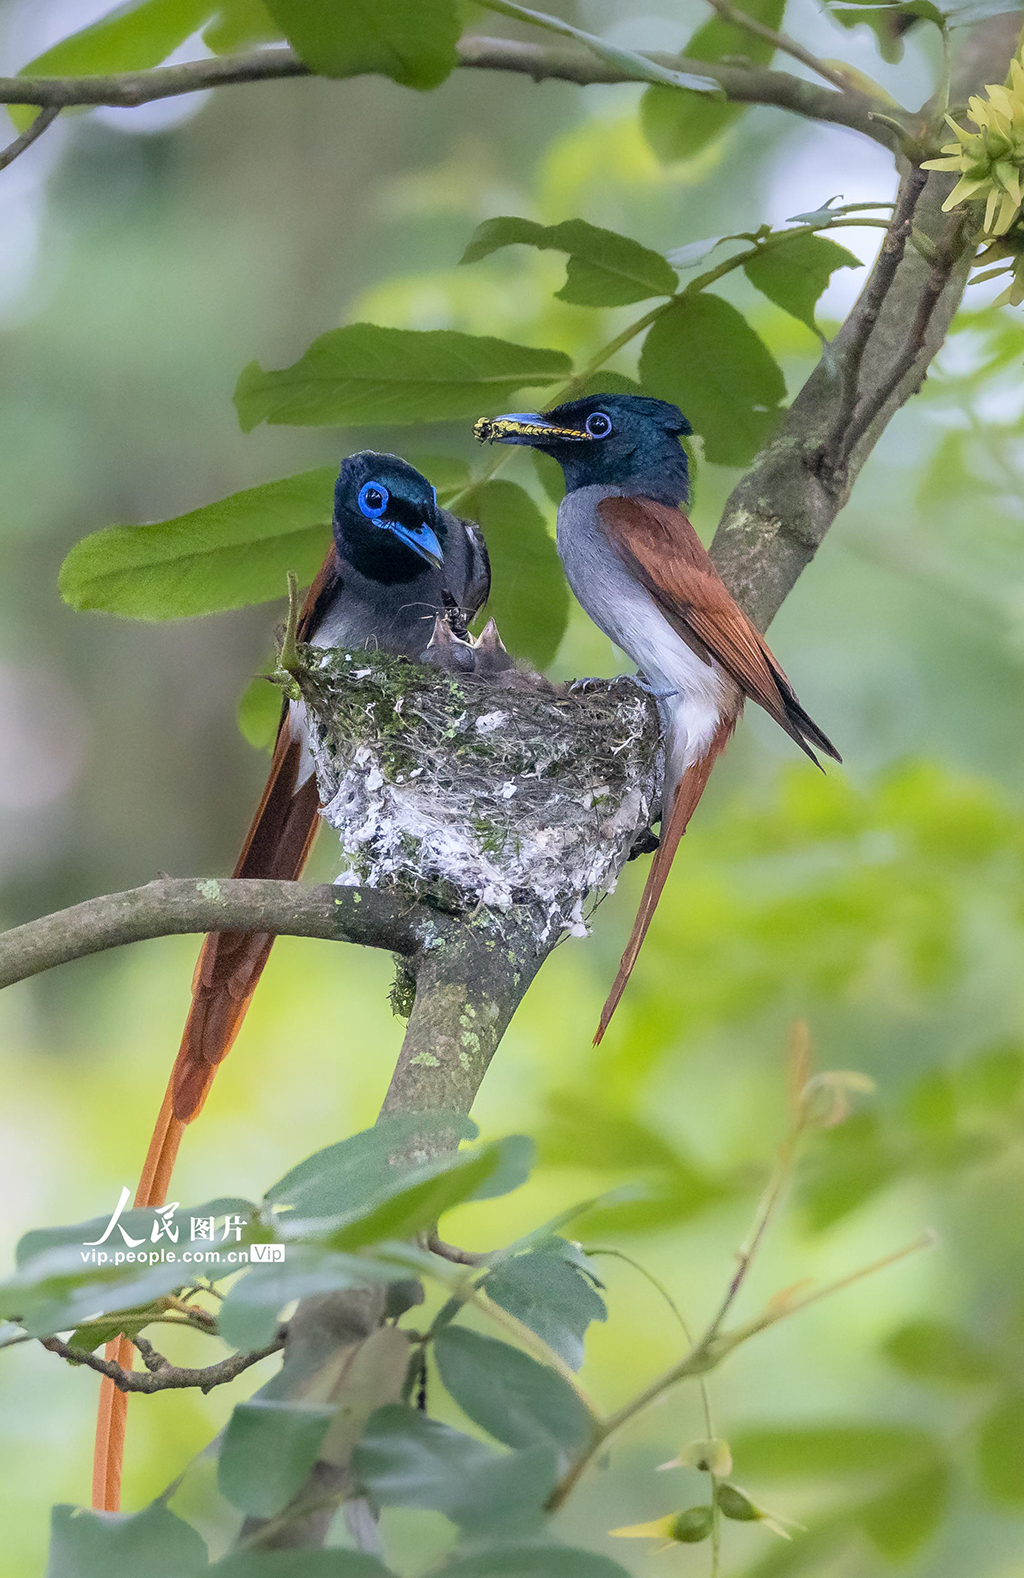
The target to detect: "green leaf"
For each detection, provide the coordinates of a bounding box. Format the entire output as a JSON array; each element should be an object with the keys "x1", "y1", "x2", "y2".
[
  {"x1": 858, "y1": 1456, "x2": 950, "y2": 1559},
  {"x1": 12, "y1": 0, "x2": 214, "y2": 130},
  {"x1": 266, "y1": 1113, "x2": 477, "y2": 1220},
  {"x1": 212, "y1": 1553, "x2": 395, "y2": 1576},
  {"x1": 237, "y1": 673, "x2": 282, "y2": 752},
  {"x1": 978, "y1": 1395, "x2": 1024, "y2": 1505},
  {"x1": 461, "y1": 218, "x2": 677, "y2": 307},
  {"x1": 47, "y1": 1501, "x2": 208, "y2": 1578},
  {"x1": 218, "y1": 1398, "x2": 335, "y2": 1517},
  {"x1": 266, "y1": 1119, "x2": 530, "y2": 1250},
  {"x1": 217, "y1": 1244, "x2": 416, "y2": 1350},
  {"x1": 459, "y1": 480, "x2": 569, "y2": 669},
  {"x1": 234, "y1": 326, "x2": 572, "y2": 431},
  {"x1": 732, "y1": 1423, "x2": 937, "y2": 1477},
  {"x1": 403, "y1": 452, "x2": 472, "y2": 506},
  {"x1": 325, "y1": 1138, "x2": 529, "y2": 1251},
  {"x1": 881, "y1": 1319, "x2": 998, "y2": 1384},
  {"x1": 640, "y1": 0, "x2": 786, "y2": 162},
  {"x1": 59, "y1": 468, "x2": 335, "y2": 620},
  {"x1": 484, "y1": 1245, "x2": 606, "y2": 1370},
  {"x1": 203, "y1": 0, "x2": 282, "y2": 52},
  {"x1": 435, "y1": 1548, "x2": 633, "y2": 1578},
  {"x1": 353, "y1": 1404, "x2": 556, "y2": 1531},
  {"x1": 639, "y1": 294, "x2": 785, "y2": 466},
  {"x1": 433, "y1": 1326, "x2": 595, "y2": 1457},
  {"x1": 743, "y1": 235, "x2": 860, "y2": 334},
  {"x1": 3, "y1": 1197, "x2": 259, "y2": 1336},
  {"x1": 265, "y1": 0, "x2": 460, "y2": 88}
]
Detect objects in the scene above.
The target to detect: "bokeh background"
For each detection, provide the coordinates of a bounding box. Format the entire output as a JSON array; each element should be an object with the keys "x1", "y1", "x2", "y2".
[{"x1": 3, "y1": 1, "x2": 1024, "y2": 1574}]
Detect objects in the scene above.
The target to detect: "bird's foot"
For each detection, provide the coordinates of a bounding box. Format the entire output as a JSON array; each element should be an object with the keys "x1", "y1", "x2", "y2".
[{"x1": 632, "y1": 677, "x2": 678, "y2": 701}]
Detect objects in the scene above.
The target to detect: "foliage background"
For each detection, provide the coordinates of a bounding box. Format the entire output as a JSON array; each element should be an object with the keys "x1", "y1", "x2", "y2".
[{"x1": 2, "y1": 0, "x2": 1024, "y2": 1574}]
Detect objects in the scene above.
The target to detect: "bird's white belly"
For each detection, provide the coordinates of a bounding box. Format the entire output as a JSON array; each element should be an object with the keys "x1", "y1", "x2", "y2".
[{"x1": 557, "y1": 484, "x2": 733, "y2": 782}]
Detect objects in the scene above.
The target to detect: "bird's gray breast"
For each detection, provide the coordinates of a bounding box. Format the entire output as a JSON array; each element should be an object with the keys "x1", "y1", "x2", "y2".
[{"x1": 556, "y1": 484, "x2": 666, "y2": 673}]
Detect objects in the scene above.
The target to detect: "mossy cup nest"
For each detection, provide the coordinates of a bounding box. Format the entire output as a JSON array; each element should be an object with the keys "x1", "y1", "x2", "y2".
[{"x1": 289, "y1": 644, "x2": 663, "y2": 939}]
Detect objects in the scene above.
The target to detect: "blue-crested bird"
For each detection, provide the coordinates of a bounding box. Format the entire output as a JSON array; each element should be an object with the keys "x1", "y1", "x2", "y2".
[
  {"x1": 96, "y1": 452, "x2": 489, "y2": 1512},
  {"x1": 476, "y1": 392, "x2": 839, "y2": 1042}
]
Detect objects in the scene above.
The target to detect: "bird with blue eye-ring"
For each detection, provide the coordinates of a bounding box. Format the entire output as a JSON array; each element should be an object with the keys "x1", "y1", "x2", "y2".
[{"x1": 358, "y1": 480, "x2": 390, "y2": 519}]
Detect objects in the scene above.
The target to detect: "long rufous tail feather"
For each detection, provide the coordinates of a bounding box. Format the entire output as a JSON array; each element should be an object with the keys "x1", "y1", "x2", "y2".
[
  {"x1": 594, "y1": 718, "x2": 735, "y2": 1046},
  {"x1": 92, "y1": 731, "x2": 322, "y2": 1512}
]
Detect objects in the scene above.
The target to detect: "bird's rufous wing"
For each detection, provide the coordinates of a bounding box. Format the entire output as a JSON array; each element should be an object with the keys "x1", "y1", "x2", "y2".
[
  {"x1": 94, "y1": 547, "x2": 340, "y2": 1515},
  {"x1": 591, "y1": 497, "x2": 839, "y2": 1048},
  {"x1": 598, "y1": 496, "x2": 839, "y2": 764}
]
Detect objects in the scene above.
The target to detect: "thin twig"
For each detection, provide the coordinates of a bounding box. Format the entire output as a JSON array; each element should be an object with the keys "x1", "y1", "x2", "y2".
[
  {"x1": 0, "y1": 104, "x2": 59, "y2": 171},
  {"x1": 843, "y1": 213, "x2": 971, "y2": 453},
  {"x1": 41, "y1": 1331, "x2": 285, "y2": 1392},
  {"x1": 820, "y1": 166, "x2": 929, "y2": 480},
  {"x1": 701, "y1": 0, "x2": 855, "y2": 93}
]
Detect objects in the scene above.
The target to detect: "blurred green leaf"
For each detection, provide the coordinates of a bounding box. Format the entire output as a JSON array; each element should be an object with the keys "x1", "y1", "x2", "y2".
[
  {"x1": 203, "y1": 0, "x2": 281, "y2": 52},
  {"x1": 743, "y1": 235, "x2": 861, "y2": 334},
  {"x1": 733, "y1": 1422, "x2": 937, "y2": 1476},
  {"x1": 47, "y1": 1500, "x2": 208, "y2": 1578},
  {"x1": 881, "y1": 1319, "x2": 998, "y2": 1384},
  {"x1": 434, "y1": 1326, "x2": 595, "y2": 1456},
  {"x1": 799, "y1": 1112, "x2": 899, "y2": 1231},
  {"x1": 212, "y1": 1552, "x2": 394, "y2": 1576},
  {"x1": 461, "y1": 218, "x2": 677, "y2": 307},
  {"x1": 59, "y1": 467, "x2": 334, "y2": 620},
  {"x1": 265, "y1": 0, "x2": 460, "y2": 88},
  {"x1": 403, "y1": 453, "x2": 472, "y2": 506},
  {"x1": 12, "y1": 0, "x2": 213, "y2": 130},
  {"x1": 460, "y1": 480, "x2": 569, "y2": 668},
  {"x1": 639, "y1": 294, "x2": 785, "y2": 465},
  {"x1": 484, "y1": 1244, "x2": 607, "y2": 1370},
  {"x1": 435, "y1": 1548, "x2": 633, "y2": 1578},
  {"x1": 218, "y1": 1398, "x2": 335, "y2": 1516},
  {"x1": 353, "y1": 1404, "x2": 556, "y2": 1531},
  {"x1": 858, "y1": 1456, "x2": 950, "y2": 1559},
  {"x1": 237, "y1": 673, "x2": 282, "y2": 751},
  {"x1": 640, "y1": 0, "x2": 786, "y2": 162},
  {"x1": 978, "y1": 1394, "x2": 1024, "y2": 1505},
  {"x1": 538, "y1": 1093, "x2": 728, "y2": 1231},
  {"x1": 234, "y1": 327, "x2": 572, "y2": 430}
]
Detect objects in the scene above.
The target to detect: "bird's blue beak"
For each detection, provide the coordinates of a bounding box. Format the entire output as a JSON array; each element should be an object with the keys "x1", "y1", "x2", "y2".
[
  {"x1": 474, "y1": 412, "x2": 592, "y2": 445},
  {"x1": 385, "y1": 518, "x2": 444, "y2": 569}
]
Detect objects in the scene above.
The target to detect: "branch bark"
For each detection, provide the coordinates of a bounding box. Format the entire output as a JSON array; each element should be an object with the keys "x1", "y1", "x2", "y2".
[
  {"x1": 42, "y1": 1331, "x2": 285, "y2": 1392},
  {"x1": 0, "y1": 36, "x2": 901, "y2": 147},
  {"x1": 0, "y1": 877, "x2": 442, "y2": 989},
  {"x1": 709, "y1": 12, "x2": 1022, "y2": 633}
]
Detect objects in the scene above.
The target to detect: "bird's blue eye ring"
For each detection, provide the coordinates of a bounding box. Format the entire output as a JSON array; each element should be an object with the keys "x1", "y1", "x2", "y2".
[
  {"x1": 585, "y1": 411, "x2": 612, "y2": 438},
  {"x1": 358, "y1": 481, "x2": 390, "y2": 519}
]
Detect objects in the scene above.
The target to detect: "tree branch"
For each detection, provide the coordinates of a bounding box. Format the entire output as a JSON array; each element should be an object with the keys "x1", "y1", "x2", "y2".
[
  {"x1": 41, "y1": 1331, "x2": 284, "y2": 1392},
  {"x1": 700, "y1": 0, "x2": 854, "y2": 92},
  {"x1": 0, "y1": 104, "x2": 59, "y2": 170},
  {"x1": 0, "y1": 36, "x2": 902, "y2": 148},
  {"x1": 708, "y1": 10, "x2": 1022, "y2": 633},
  {"x1": 0, "y1": 877, "x2": 443, "y2": 990}
]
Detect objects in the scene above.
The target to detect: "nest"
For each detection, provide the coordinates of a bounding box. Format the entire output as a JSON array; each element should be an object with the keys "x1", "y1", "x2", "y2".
[{"x1": 292, "y1": 644, "x2": 663, "y2": 939}]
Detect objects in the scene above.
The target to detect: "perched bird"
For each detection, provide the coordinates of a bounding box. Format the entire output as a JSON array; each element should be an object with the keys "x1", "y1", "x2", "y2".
[
  {"x1": 94, "y1": 452, "x2": 489, "y2": 1512},
  {"x1": 476, "y1": 393, "x2": 839, "y2": 1042}
]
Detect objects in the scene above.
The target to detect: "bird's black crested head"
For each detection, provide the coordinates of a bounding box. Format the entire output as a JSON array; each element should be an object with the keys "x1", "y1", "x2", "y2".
[
  {"x1": 475, "y1": 393, "x2": 692, "y2": 506},
  {"x1": 333, "y1": 451, "x2": 447, "y2": 583}
]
